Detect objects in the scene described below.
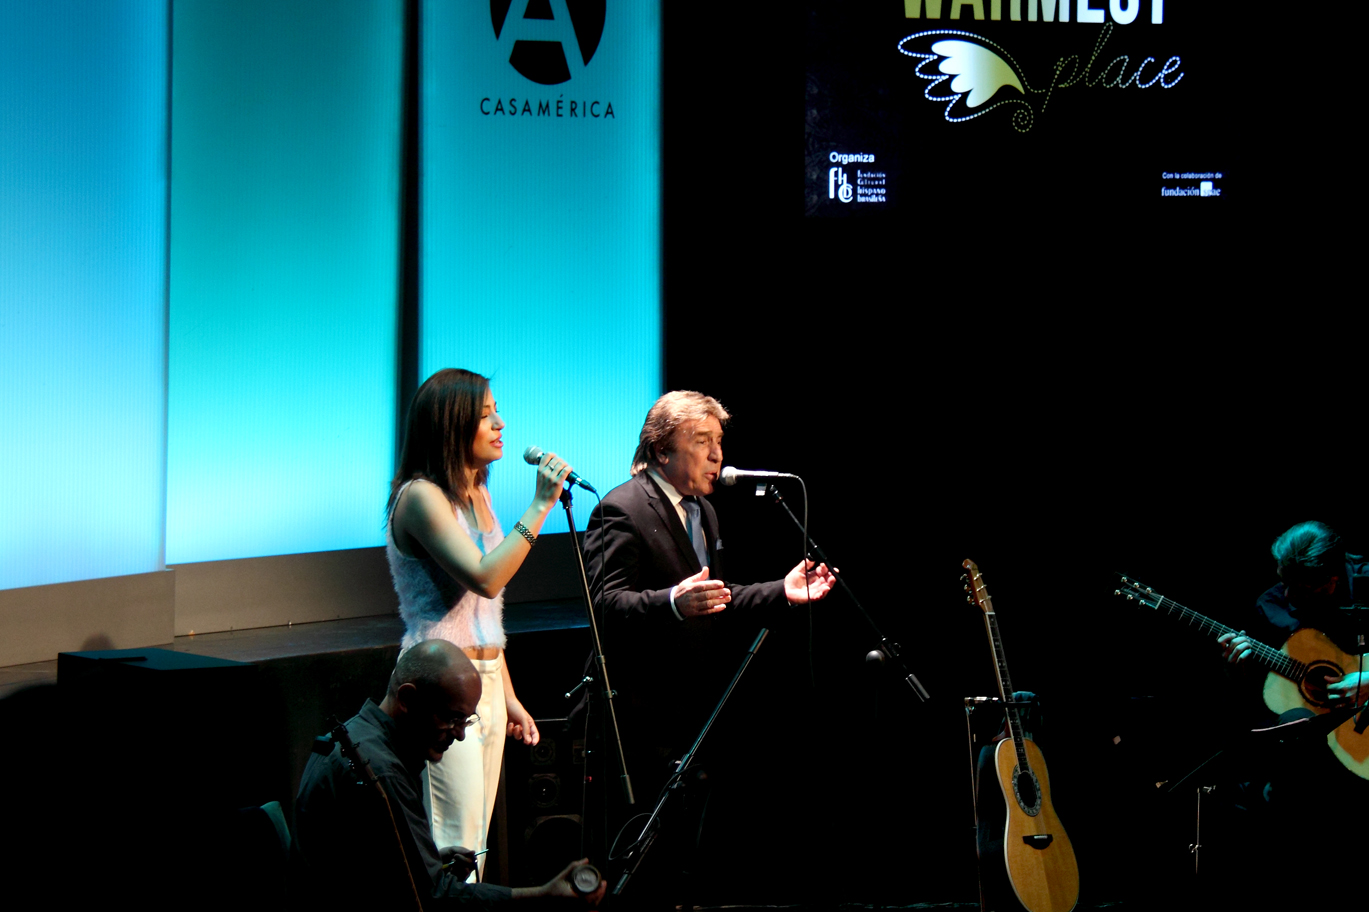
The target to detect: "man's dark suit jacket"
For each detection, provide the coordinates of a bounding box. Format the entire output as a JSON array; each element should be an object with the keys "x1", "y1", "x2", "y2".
[{"x1": 584, "y1": 471, "x2": 785, "y2": 780}]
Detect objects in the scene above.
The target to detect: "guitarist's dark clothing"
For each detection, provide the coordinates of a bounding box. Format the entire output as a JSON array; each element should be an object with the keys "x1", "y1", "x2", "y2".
[
  {"x1": 1213, "y1": 557, "x2": 1369, "y2": 908},
  {"x1": 1220, "y1": 556, "x2": 1369, "y2": 728},
  {"x1": 1250, "y1": 554, "x2": 1369, "y2": 665},
  {"x1": 294, "y1": 699, "x2": 513, "y2": 910}
]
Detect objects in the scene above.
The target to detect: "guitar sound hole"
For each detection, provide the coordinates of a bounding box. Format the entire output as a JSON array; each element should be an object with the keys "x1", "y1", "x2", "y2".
[
  {"x1": 1301, "y1": 662, "x2": 1342, "y2": 708},
  {"x1": 1017, "y1": 771, "x2": 1038, "y2": 808}
]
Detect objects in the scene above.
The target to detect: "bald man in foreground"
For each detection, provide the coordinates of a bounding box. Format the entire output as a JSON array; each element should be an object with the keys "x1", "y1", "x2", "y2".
[{"x1": 295, "y1": 640, "x2": 605, "y2": 909}]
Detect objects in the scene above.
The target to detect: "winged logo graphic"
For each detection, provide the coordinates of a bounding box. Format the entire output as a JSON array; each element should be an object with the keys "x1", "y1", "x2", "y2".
[{"x1": 897, "y1": 30, "x2": 1036, "y2": 132}]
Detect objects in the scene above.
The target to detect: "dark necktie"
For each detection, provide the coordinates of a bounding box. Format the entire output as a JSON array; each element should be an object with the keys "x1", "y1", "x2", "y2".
[{"x1": 681, "y1": 497, "x2": 708, "y2": 569}]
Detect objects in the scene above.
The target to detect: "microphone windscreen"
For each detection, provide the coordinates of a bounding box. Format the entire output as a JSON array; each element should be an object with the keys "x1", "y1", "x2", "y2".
[
  {"x1": 523, "y1": 445, "x2": 544, "y2": 465},
  {"x1": 719, "y1": 466, "x2": 739, "y2": 486}
]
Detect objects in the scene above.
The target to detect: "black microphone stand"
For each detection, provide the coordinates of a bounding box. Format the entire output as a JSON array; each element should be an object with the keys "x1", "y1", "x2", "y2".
[
  {"x1": 612, "y1": 628, "x2": 771, "y2": 898},
  {"x1": 557, "y1": 486, "x2": 635, "y2": 807},
  {"x1": 1341, "y1": 589, "x2": 1369, "y2": 734},
  {"x1": 761, "y1": 483, "x2": 931, "y2": 701}
]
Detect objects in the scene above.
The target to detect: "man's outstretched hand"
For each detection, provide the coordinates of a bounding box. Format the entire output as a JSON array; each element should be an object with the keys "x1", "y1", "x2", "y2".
[
  {"x1": 785, "y1": 559, "x2": 836, "y2": 605},
  {"x1": 673, "y1": 566, "x2": 730, "y2": 617}
]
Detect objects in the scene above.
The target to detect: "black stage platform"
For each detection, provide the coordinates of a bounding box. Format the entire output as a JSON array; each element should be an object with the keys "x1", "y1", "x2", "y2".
[{"x1": 0, "y1": 599, "x2": 591, "y2": 809}]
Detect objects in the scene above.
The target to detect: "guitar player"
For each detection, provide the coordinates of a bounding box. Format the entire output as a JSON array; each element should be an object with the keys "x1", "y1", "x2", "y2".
[
  {"x1": 1214, "y1": 521, "x2": 1368, "y2": 905},
  {"x1": 1218, "y1": 520, "x2": 1369, "y2": 714}
]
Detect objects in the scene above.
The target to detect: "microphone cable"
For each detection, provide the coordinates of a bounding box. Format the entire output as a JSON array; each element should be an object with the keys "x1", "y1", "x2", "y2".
[{"x1": 797, "y1": 476, "x2": 817, "y2": 693}]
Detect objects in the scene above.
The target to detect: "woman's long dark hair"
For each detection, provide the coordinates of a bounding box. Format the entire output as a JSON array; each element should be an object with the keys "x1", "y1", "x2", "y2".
[{"x1": 388, "y1": 368, "x2": 490, "y2": 513}]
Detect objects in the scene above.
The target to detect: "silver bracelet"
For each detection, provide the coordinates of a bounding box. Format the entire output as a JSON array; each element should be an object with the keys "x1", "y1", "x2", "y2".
[{"x1": 513, "y1": 521, "x2": 537, "y2": 546}]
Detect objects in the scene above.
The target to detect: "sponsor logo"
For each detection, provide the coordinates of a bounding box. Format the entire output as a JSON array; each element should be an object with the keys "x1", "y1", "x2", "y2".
[
  {"x1": 492, "y1": 0, "x2": 606, "y2": 86},
  {"x1": 828, "y1": 155, "x2": 888, "y2": 204},
  {"x1": 1160, "y1": 171, "x2": 1223, "y2": 197},
  {"x1": 479, "y1": 96, "x2": 614, "y2": 118},
  {"x1": 829, "y1": 167, "x2": 854, "y2": 203}
]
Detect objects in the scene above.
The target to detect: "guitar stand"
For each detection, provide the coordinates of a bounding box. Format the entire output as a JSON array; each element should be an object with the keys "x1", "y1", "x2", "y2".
[
  {"x1": 963, "y1": 695, "x2": 1037, "y2": 912},
  {"x1": 963, "y1": 697, "x2": 1039, "y2": 819}
]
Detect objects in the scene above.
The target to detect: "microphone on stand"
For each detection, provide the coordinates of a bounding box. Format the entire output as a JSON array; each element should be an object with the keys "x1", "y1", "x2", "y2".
[
  {"x1": 523, "y1": 445, "x2": 597, "y2": 493},
  {"x1": 718, "y1": 466, "x2": 797, "y2": 486}
]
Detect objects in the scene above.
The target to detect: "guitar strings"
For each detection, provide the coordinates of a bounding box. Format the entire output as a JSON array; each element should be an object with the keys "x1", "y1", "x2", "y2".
[{"x1": 1130, "y1": 588, "x2": 1309, "y2": 680}]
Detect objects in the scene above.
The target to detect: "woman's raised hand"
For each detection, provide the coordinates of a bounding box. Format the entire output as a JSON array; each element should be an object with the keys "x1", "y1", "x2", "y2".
[{"x1": 534, "y1": 452, "x2": 574, "y2": 507}]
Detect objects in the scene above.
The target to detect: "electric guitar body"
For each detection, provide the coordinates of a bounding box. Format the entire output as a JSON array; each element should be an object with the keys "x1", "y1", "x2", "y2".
[{"x1": 965, "y1": 560, "x2": 1079, "y2": 912}]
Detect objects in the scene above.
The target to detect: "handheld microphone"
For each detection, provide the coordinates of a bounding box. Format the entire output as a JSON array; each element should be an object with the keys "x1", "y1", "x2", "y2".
[
  {"x1": 719, "y1": 466, "x2": 797, "y2": 486},
  {"x1": 523, "y1": 446, "x2": 597, "y2": 493}
]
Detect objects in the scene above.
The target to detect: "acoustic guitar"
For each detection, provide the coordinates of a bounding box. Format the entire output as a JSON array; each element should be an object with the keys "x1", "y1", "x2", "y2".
[
  {"x1": 965, "y1": 559, "x2": 1079, "y2": 912},
  {"x1": 1115, "y1": 575, "x2": 1369, "y2": 779}
]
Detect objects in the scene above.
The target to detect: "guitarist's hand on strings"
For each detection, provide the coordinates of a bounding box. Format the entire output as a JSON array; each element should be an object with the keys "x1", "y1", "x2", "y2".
[
  {"x1": 1217, "y1": 630, "x2": 1254, "y2": 664},
  {"x1": 1326, "y1": 672, "x2": 1369, "y2": 707}
]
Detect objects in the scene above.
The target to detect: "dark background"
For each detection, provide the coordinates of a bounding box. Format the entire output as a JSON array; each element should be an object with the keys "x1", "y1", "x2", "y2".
[{"x1": 644, "y1": 1, "x2": 1365, "y2": 904}]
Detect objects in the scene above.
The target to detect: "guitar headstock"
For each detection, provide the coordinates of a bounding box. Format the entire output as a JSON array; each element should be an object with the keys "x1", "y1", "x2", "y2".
[
  {"x1": 962, "y1": 559, "x2": 993, "y2": 614},
  {"x1": 1115, "y1": 575, "x2": 1163, "y2": 611}
]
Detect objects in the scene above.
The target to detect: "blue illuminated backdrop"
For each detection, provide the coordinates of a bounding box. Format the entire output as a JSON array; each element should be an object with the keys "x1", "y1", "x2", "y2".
[
  {"x1": 165, "y1": 0, "x2": 404, "y2": 564},
  {"x1": 0, "y1": 0, "x2": 168, "y2": 590},
  {"x1": 422, "y1": 1, "x2": 662, "y2": 533},
  {"x1": 1, "y1": 0, "x2": 662, "y2": 591}
]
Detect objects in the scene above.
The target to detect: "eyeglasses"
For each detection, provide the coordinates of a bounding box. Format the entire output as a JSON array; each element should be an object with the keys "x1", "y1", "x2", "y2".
[{"x1": 435, "y1": 711, "x2": 480, "y2": 732}]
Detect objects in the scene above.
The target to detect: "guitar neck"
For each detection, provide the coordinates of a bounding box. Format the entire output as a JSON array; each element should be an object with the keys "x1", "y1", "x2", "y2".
[
  {"x1": 1149, "y1": 593, "x2": 1308, "y2": 683},
  {"x1": 983, "y1": 610, "x2": 1031, "y2": 771}
]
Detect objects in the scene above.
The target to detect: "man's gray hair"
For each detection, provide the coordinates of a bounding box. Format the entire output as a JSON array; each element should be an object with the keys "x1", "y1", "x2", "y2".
[
  {"x1": 1271, "y1": 521, "x2": 1344, "y2": 586},
  {"x1": 630, "y1": 391, "x2": 730, "y2": 476}
]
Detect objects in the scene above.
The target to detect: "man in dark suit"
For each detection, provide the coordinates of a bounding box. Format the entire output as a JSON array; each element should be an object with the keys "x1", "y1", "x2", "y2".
[{"x1": 583, "y1": 390, "x2": 835, "y2": 799}]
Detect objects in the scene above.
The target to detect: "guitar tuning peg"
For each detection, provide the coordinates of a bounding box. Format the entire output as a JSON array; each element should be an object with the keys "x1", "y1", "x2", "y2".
[
  {"x1": 1145, "y1": 587, "x2": 1153, "y2": 593},
  {"x1": 965, "y1": 595, "x2": 974, "y2": 605},
  {"x1": 963, "y1": 584, "x2": 971, "y2": 592},
  {"x1": 1121, "y1": 576, "x2": 1129, "y2": 583}
]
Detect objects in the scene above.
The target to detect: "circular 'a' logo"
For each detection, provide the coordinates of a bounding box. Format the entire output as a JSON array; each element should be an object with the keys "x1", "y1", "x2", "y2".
[{"x1": 491, "y1": 0, "x2": 606, "y2": 86}]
